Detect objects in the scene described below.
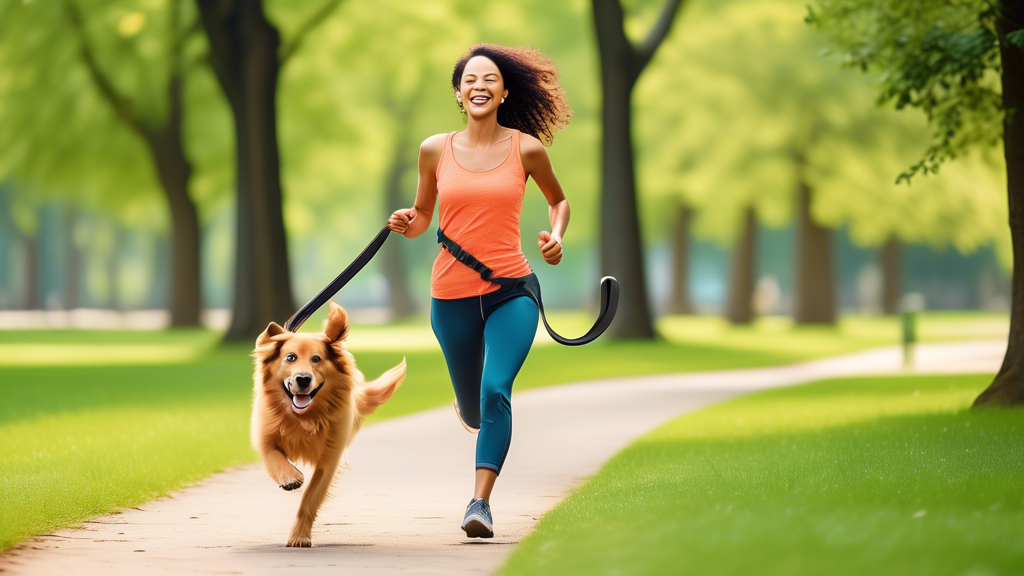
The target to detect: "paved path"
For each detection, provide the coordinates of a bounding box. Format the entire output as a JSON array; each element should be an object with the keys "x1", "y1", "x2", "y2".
[{"x1": 0, "y1": 341, "x2": 1003, "y2": 575}]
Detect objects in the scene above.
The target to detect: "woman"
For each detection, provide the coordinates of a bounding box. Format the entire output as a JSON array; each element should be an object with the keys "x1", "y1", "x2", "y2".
[{"x1": 387, "y1": 43, "x2": 572, "y2": 539}]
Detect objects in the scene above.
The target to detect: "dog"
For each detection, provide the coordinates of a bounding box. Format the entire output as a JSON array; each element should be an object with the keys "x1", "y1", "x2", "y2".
[{"x1": 251, "y1": 301, "x2": 406, "y2": 547}]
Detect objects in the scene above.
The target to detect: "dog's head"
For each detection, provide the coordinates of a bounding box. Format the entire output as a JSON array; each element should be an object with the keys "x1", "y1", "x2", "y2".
[{"x1": 252, "y1": 301, "x2": 355, "y2": 417}]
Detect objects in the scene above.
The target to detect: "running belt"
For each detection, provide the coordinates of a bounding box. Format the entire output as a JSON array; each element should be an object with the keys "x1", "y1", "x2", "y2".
[{"x1": 438, "y1": 228, "x2": 618, "y2": 346}]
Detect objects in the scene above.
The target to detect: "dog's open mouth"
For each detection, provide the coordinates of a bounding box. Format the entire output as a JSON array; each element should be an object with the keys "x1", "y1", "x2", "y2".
[{"x1": 283, "y1": 382, "x2": 324, "y2": 414}]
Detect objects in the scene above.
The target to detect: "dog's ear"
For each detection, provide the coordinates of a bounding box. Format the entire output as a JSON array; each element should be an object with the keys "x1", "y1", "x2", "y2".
[
  {"x1": 256, "y1": 321, "x2": 288, "y2": 348},
  {"x1": 324, "y1": 302, "x2": 349, "y2": 343}
]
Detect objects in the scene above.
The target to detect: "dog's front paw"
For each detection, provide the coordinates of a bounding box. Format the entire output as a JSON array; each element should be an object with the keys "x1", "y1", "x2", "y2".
[
  {"x1": 287, "y1": 535, "x2": 312, "y2": 547},
  {"x1": 277, "y1": 469, "x2": 304, "y2": 491}
]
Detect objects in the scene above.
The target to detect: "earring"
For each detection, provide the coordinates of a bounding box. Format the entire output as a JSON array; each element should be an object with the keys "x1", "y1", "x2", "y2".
[{"x1": 501, "y1": 97, "x2": 505, "y2": 104}]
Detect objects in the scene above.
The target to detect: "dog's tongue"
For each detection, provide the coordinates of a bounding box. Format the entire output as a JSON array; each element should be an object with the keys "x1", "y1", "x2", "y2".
[{"x1": 292, "y1": 394, "x2": 312, "y2": 409}]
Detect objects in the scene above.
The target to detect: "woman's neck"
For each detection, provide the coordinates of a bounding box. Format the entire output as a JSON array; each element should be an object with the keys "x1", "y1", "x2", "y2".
[{"x1": 461, "y1": 115, "x2": 505, "y2": 146}]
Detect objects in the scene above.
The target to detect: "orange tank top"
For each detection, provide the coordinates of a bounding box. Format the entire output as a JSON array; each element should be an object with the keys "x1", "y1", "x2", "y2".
[{"x1": 430, "y1": 129, "x2": 533, "y2": 299}]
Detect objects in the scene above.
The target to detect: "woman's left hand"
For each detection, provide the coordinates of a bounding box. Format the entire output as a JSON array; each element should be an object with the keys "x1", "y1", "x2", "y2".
[{"x1": 538, "y1": 231, "x2": 562, "y2": 265}]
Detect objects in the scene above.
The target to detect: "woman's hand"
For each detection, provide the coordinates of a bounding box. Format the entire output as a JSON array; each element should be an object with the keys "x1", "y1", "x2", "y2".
[
  {"x1": 538, "y1": 231, "x2": 562, "y2": 265},
  {"x1": 388, "y1": 208, "x2": 417, "y2": 234}
]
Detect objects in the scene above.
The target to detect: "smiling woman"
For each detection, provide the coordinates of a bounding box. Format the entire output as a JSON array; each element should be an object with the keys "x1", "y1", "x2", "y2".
[{"x1": 386, "y1": 43, "x2": 574, "y2": 539}]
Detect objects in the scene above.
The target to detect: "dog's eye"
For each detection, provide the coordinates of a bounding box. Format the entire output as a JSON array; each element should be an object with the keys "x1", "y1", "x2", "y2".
[
  {"x1": 285, "y1": 353, "x2": 297, "y2": 362},
  {"x1": 311, "y1": 355, "x2": 321, "y2": 363}
]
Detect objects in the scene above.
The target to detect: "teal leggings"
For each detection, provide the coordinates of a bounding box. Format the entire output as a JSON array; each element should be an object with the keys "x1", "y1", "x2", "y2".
[{"x1": 430, "y1": 292, "x2": 539, "y2": 475}]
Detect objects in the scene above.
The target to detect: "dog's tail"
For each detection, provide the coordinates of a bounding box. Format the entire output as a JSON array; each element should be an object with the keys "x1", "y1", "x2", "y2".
[{"x1": 356, "y1": 357, "x2": 406, "y2": 417}]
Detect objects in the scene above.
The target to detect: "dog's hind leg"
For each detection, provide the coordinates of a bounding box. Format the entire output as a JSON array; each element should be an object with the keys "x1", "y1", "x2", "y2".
[
  {"x1": 260, "y1": 445, "x2": 304, "y2": 491},
  {"x1": 287, "y1": 451, "x2": 341, "y2": 547}
]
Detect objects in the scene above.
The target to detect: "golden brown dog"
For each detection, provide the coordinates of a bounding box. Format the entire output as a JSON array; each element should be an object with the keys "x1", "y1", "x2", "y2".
[{"x1": 251, "y1": 301, "x2": 406, "y2": 547}]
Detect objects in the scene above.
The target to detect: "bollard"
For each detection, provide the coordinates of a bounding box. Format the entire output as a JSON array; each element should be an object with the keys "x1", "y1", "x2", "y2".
[{"x1": 899, "y1": 293, "x2": 926, "y2": 369}]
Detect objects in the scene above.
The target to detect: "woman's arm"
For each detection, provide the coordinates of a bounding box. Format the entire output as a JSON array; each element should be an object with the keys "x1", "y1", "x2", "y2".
[
  {"x1": 388, "y1": 134, "x2": 446, "y2": 238},
  {"x1": 521, "y1": 133, "x2": 569, "y2": 265}
]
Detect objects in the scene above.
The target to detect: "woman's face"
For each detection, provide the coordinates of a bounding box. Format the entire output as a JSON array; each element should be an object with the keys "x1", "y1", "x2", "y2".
[{"x1": 456, "y1": 55, "x2": 508, "y2": 118}]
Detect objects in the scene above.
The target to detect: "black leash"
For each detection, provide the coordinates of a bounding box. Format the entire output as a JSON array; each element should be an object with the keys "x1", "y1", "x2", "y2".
[
  {"x1": 283, "y1": 224, "x2": 619, "y2": 347},
  {"x1": 438, "y1": 228, "x2": 618, "y2": 346},
  {"x1": 284, "y1": 225, "x2": 392, "y2": 332}
]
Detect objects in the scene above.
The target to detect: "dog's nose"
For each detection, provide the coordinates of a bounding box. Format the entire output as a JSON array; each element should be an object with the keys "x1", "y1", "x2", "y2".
[{"x1": 295, "y1": 374, "x2": 312, "y2": 389}]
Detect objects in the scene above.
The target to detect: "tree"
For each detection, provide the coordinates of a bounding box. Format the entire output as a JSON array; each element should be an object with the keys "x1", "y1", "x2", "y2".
[
  {"x1": 0, "y1": 0, "x2": 208, "y2": 325},
  {"x1": 638, "y1": 0, "x2": 855, "y2": 324},
  {"x1": 196, "y1": 0, "x2": 348, "y2": 342},
  {"x1": 638, "y1": 0, "x2": 1006, "y2": 324},
  {"x1": 810, "y1": 0, "x2": 1023, "y2": 405},
  {"x1": 668, "y1": 199, "x2": 695, "y2": 315},
  {"x1": 591, "y1": 0, "x2": 687, "y2": 339}
]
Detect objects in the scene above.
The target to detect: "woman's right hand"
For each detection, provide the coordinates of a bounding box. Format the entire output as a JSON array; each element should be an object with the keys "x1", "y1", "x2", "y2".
[{"x1": 388, "y1": 208, "x2": 417, "y2": 234}]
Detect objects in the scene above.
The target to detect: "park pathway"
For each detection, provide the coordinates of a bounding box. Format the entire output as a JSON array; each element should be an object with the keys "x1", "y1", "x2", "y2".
[{"x1": 0, "y1": 340, "x2": 1003, "y2": 575}]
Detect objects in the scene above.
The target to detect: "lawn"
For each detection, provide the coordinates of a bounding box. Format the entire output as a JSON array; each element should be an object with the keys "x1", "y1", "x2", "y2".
[
  {"x1": 0, "y1": 312, "x2": 1007, "y2": 551},
  {"x1": 497, "y1": 373, "x2": 1024, "y2": 576}
]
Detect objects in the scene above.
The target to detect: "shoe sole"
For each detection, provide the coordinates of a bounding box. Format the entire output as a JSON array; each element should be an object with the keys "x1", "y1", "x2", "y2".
[{"x1": 463, "y1": 518, "x2": 493, "y2": 538}]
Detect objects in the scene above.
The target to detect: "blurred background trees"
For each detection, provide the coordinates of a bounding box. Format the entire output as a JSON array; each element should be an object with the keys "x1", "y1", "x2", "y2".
[
  {"x1": 0, "y1": 0, "x2": 1012, "y2": 353},
  {"x1": 809, "y1": 0, "x2": 1022, "y2": 404}
]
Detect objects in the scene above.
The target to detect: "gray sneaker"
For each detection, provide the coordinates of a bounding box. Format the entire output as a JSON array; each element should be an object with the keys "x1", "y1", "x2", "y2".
[{"x1": 461, "y1": 498, "x2": 493, "y2": 538}]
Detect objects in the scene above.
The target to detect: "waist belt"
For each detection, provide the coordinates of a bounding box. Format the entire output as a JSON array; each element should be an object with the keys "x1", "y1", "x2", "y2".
[{"x1": 438, "y1": 228, "x2": 618, "y2": 346}]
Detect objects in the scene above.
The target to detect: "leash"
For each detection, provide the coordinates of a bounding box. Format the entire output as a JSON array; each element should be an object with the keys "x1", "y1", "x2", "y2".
[
  {"x1": 284, "y1": 225, "x2": 392, "y2": 332},
  {"x1": 283, "y1": 223, "x2": 619, "y2": 347},
  {"x1": 437, "y1": 228, "x2": 618, "y2": 346}
]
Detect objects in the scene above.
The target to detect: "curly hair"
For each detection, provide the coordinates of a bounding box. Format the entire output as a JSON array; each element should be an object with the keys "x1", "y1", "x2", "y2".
[{"x1": 451, "y1": 44, "x2": 572, "y2": 146}]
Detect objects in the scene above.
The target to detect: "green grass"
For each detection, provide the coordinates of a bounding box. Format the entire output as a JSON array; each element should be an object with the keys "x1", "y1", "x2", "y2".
[
  {"x1": 0, "y1": 312, "x2": 1007, "y2": 551},
  {"x1": 497, "y1": 374, "x2": 1024, "y2": 576}
]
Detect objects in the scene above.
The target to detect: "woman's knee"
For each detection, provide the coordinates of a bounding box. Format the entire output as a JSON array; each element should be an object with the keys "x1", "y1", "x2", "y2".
[{"x1": 479, "y1": 384, "x2": 511, "y2": 422}]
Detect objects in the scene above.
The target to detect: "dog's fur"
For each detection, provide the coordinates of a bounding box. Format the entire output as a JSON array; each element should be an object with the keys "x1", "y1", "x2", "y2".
[{"x1": 251, "y1": 301, "x2": 406, "y2": 547}]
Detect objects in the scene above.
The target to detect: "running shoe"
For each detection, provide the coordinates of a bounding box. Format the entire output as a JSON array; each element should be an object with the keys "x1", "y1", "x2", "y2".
[
  {"x1": 461, "y1": 498, "x2": 494, "y2": 538},
  {"x1": 454, "y1": 400, "x2": 479, "y2": 434}
]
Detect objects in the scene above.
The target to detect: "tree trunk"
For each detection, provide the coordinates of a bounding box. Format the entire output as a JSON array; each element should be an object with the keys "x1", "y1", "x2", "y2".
[
  {"x1": 148, "y1": 122, "x2": 202, "y2": 326},
  {"x1": 151, "y1": 232, "x2": 172, "y2": 310},
  {"x1": 381, "y1": 104, "x2": 417, "y2": 320},
  {"x1": 793, "y1": 163, "x2": 836, "y2": 324},
  {"x1": 592, "y1": 0, "x2": 655, "y2": 339},
  {"x1": 21, "y1": 231, "x2": 39, "y2": 310},
  {"x1": 199, "y1": 0, "x2": 295, "y2": 342},
  {"x1": 106, "y1": 219, "x2": 127, "y2": 309},
  {"x1": 63, "y1": 205, "x2": 82, "y2": 310},
  {"x1": 880, "y1": 234, "x2": 901, "y2": 315},
  {"x1": 668, "y1": 200, "x2": 694, "y2": 315},
  {"x1": 724, "y1": 207, "x2": 756, "y2": 324},
  {"x1": 0, "y1": 186, "x2": 10, "y2": 309},
  {"x1": 975, "y1": 3, "x2": 1024, "y2": 406}
]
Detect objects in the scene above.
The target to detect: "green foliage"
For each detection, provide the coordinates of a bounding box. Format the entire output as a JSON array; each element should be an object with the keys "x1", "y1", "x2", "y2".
[
  {"x1": 634, "y1": 0, "x2": 1008, "y2": 267},
  {"x1": 807, "y1": 0, "x2": 1004, "y2": 182},
  {"x1": 638, "y1": 0, "x2": 916, "y2": 243},
  {"x1": 499, "y1": 373, "x2": 1024, "y2": 576}
]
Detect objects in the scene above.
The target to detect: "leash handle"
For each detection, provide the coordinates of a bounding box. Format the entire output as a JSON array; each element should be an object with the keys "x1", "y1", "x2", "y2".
[{"x1": 284, "y1": 225, "x2": 392, "y2": 332}]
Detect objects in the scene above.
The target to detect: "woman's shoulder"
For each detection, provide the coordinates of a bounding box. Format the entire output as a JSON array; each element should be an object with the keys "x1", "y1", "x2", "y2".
[
  {"x1": 420, "y1": 132, "x2": 451, "y2": 155},
  {"x1": 517, "y1": 131, "x2": 548, "y2": 173},
  {"x1": 419, "y1": 133, "x2": 451, "y2": 174},
  {"x1": 517, "y1": 130, "x2": 544, "y2": 152}
]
